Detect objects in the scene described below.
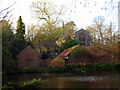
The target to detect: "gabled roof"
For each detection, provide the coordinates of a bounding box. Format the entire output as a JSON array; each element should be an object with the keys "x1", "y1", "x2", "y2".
[
  {"x1": 58, "y1": 45, "x2": 78, "y2": 57},
  {"x1": 75, "y1": 28, "x2": 85, "y2": 33},
  {"x1": 17, "y1": 46, "x2": 39, "y2": 58},
  {"x1": 75, "y1": 29, "x2": 91, "y2": 38},
  {"x1": 82, "y1": 46, "x2": 108, "y2": 56},
  {"x1": 58, "y1": 45, "x2": 109, "y2": 57}
]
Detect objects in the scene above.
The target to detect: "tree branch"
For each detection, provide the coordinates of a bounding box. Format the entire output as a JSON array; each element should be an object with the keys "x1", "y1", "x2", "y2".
[
  {"x1": 0, "y1": 1, "x2": 16, "y2": 22},
  {"x1": 92, "y1": 42, "x2": 119, "y2": 56},
  {"x1": 53, "y1": 8, "x2": 62, "y2": 24}
]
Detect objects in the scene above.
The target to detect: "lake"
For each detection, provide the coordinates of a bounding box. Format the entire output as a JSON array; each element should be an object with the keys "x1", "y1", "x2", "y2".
[{"x1": 4, "y1": 71, "x2": 120, "y2": 88}]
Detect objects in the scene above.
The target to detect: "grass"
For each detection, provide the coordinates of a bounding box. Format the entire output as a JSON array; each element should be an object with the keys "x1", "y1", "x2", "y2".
[{"x1": 16, "y1": 63, "x2": 120, "y2": 73}]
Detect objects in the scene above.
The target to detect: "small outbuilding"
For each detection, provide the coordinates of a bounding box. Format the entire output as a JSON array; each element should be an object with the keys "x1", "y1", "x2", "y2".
[{"x1": 17, "y1": 46, "x2": 40, "y2": 67}]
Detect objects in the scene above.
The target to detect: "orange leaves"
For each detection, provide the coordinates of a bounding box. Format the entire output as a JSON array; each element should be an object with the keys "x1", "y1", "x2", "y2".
[{"x1": 50, "y1": 57, "x2": 65, "y2": 68}]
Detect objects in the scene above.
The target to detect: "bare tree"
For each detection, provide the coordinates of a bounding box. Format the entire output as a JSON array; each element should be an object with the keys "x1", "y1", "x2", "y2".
[
  {"x1": 31, "y1": 0, "x2": 64, "y2": 52},
  {"x1": 86, "y1": 16, "x2": 119, "y2": 62},
  {"x1": 32, "y1": 1, "x2": 63, "y2": 25}
]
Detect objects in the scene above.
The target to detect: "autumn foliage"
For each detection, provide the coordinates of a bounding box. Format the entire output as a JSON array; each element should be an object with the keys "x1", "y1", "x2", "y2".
[{"x1": 50, "y1": 57, "x2": 65, "y2": 68}]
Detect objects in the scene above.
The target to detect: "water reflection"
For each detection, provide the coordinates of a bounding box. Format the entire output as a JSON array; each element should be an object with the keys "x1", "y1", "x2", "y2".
[
  {"x1": 42, "y1": 74, "x2": 120, "y2": 88},
  {"x1": 4, "y1": 72, "x2": 120, "y2": 88},
  {"x1": 58, "y1": 75, "x2": 118, "y2": 82}
]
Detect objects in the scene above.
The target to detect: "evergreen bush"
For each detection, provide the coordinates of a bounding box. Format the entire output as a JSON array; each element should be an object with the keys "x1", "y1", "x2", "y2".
[{"x1": 70, "y1": 47, "x2": 89, "y2": 59}]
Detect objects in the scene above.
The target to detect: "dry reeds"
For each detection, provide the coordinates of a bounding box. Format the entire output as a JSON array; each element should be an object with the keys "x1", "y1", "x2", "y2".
[{"x1": 50, "y1": 57, "x2": 65, "y2": 68}]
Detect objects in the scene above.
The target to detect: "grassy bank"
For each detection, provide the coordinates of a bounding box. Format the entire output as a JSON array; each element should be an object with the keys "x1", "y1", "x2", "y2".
[
  {"x1": 16, "y1": 63, "x2": 120, "y2": 73},
  {"x1": 2, "y1": 63, "x2": 120, "y2": 89}
]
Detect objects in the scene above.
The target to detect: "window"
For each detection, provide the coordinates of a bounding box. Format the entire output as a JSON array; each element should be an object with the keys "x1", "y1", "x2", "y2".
[
  {"x1": 79, "y1": 33, "x2": 86, "y2": 37},
  {"x1": 79, "y1": 38, "x2": 86, "y2": 45},
  {"x1": 87, "y1": 39, "x2": 90, "y2": 45},
  {"x1": 79, "y1": 38, "x2": 85, "y2": 42}
]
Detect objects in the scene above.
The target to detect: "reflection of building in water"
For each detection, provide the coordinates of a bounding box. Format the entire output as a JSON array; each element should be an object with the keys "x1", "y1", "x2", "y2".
[{"x1": 75, "y1": 29, "x2": 91, "y2": 46}]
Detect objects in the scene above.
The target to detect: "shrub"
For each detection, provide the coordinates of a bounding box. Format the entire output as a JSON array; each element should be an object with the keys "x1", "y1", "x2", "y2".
[
  {"x1": 70, "y1": 47, "x2": 89, "y2": 59},
  {"x1": 98, "y1": 64, "x2": 111, "y2": 71},
  {"x1": 2, "y1": 81, "x2": 18, "y2": 89},
  {"x1": 9, "y1": 39, "x2": 28, "y2": 59},
  {"x1": 50, "y1": 57, "x2": 65, "y2": 68},
  {"x1": 87, "y1": 64, "x2": 99, "y2": 71},
  {"x1": 2, "y1": 78, "x2": 42, "y2": 89},
  {"x1": 59, "y1": 39, "x2": 79, "y2": 53},
  {"x1": 21, "y1": 78, "x2": 41, "y2": 88},
  {"x1": 75, "y1": 67, "x2": 88, "y2": 72},
  {"x1": 65, "y1": 63, "x2": 120, "y2": 72},
  {"x1": 110, "y1": 63, "x2": 120, "y2": 70},
  {"x1": 18, "y1": 67, "x2": 52, "y2": 73},
  {"x1": 2, "y1": 48, "x2": 17, "y2": 74},
  {"x1": 52, "y1": 67, "x2": 65, "y2": 73},
  {"x1": 65, "y1": 64, "x2": 80, "y2": 72}
]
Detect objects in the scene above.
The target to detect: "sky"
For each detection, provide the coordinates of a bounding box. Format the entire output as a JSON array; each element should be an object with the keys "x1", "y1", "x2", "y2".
[{"x1": 0, "y1": 0, "x2": 119, "y2": 30}]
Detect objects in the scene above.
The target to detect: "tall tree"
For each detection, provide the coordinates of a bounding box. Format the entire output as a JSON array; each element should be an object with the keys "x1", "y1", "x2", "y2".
[
  {"x1": 1, "y1": 20, "x2": 16, "y2": 73},
  {"x1": 9, "y1": 16, "x2": 32, "y2": 59},
  {"x1": 32, "y1": 0, "x2": 63, "y2": 52},
  {"x1": 59, "y1": 39, "x2": 79, "y2": 53},
  {"x1": 2, "y1": 20, "x2": 14, "y2": 49},
  {"x1": 32, "y1": 1, "x2": 63, "y2": 25},
  {"x1": 62, "y1": 21, "x2": 76, "y2": 41},
  {"x1": 56, "y1": 21, "x2": 76, "y2": 47},
  {"x1": 31, "y1": 25, "x2": 62, "y2": 52},
  {"x1": 16, "y1": 16, "x2": 25, "y2": 39},
  {"x1": 86, "y1": 16, "x2": 119, "y2": 62}
]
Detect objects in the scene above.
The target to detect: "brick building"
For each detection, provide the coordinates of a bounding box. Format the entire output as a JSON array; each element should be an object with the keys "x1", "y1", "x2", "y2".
[
  {"x1": 58, "y1": 46, "x2": 114, "y2": 64},
  {"x1": 17, "y1": 46, "x2": 40, "y2": 67}
]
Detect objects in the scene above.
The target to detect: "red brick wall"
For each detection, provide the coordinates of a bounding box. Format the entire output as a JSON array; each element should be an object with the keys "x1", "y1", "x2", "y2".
[
  {"x1": 17, "y1": 46, "x2": 40, "y2": 67},
  {"x1": 40, "y1": 59, "x2": 52, "y2": 67},
  {"x1": 67, "y1": 55, "x2": 113, "y2": 64}
]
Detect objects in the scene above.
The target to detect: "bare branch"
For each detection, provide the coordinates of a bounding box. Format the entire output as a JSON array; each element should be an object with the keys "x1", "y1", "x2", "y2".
[
  {"x1": 0, "y1": 10, "x2": 13, "y2": 23},
  {"x1": 0, "y1": 1, "x2": 16, "y2": 14},
  {"x1": 93, "y1": 41, "x2": 119, "y2": 56},
  {"x1": 0, "y1": 1, "x2": 16, "y2": 22},
  {"x1": 53, "y1": 8, "x2": 63, "y2": 24},
  {"x1": 38, "y1": 17, "x2": 47, "y2": 21}
]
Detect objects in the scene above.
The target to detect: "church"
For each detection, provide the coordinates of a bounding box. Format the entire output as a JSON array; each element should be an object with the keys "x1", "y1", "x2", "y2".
[{"x1": 74, "y1": 29, "x2": 91, "y2": 46}]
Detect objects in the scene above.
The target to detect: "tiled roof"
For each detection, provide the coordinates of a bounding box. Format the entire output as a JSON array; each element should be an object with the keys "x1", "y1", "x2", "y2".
[
  {"x1": 82, "y1": 46, "x2": 108, "y2": 55},
  {"x1": 58, "y1": 45, "x2": 78, "y2": 57},
  {"x1": 17, "y1": 46, "x2": 39, "y2": 58},
  {"x1": 58, "y1": 45, "x2": 109, "y2": 57}
]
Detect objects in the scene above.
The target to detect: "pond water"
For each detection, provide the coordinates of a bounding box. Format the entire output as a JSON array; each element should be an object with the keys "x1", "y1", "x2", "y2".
[{"x1": 4, "y1": 72, "x2": 120, "y2": 88}]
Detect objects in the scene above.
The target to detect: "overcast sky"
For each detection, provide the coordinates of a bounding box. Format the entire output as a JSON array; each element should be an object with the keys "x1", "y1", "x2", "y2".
[{"x1": 0, "y1": 0, "x2": 119, "y2": 30}]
